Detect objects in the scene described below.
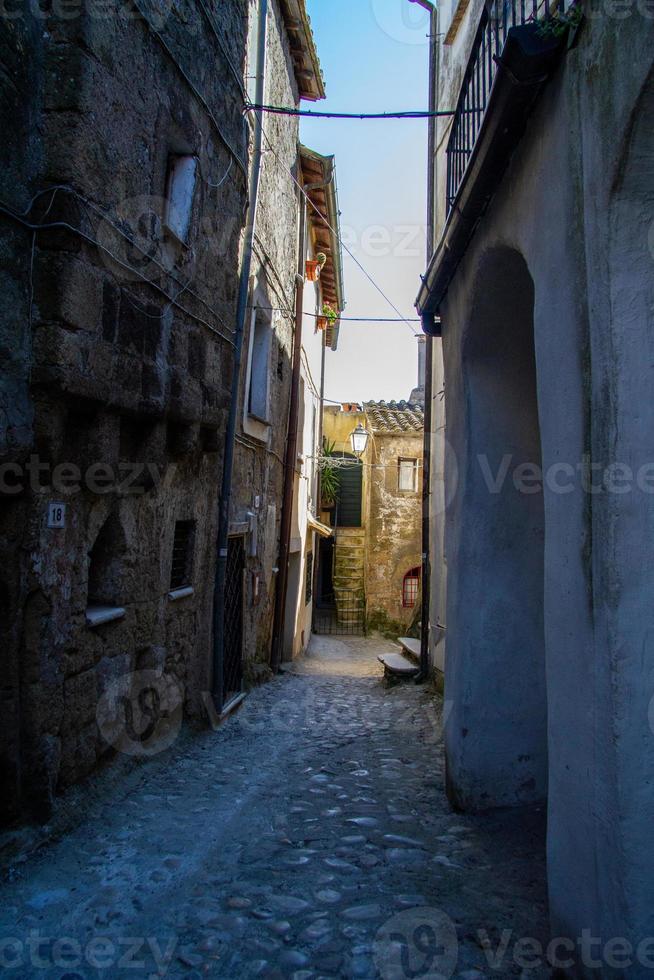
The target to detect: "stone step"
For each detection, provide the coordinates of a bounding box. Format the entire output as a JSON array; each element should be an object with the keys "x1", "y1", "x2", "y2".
[
  {"x1": 378, "y1": 652, "x2": 420, "y2": 679},
  {"x1": 397, "y1": 637, "x2": 421, "y2": 666}
]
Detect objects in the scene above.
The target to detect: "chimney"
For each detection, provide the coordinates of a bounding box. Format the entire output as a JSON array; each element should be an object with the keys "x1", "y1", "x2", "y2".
[{"x1": 409, "y1": 336, "x2": 426, "y2": 407}]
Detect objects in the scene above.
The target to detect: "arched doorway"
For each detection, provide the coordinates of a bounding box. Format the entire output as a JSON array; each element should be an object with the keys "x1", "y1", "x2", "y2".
[{"x1": 445, "y1": 246, "x2": 547, "y2": 811}]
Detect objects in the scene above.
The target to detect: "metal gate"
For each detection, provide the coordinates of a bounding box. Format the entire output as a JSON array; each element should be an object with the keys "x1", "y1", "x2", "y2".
[
  {"x1": 223, "y1": 535, "x2": 245, "y2": 706},
  {"x1": 313, "y1": 589, "x2": 365, "y2": 636}
]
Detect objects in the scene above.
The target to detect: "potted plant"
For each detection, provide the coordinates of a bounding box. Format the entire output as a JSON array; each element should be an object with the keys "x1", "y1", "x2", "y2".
[
  {"x1": 317, "y1": 303, "x2": 338, "y2": 332},
  {"x1": 306, "y1": 252, "x2": 327, "y2": 282},
  {"x1": 320, "y1": 439, "x2": 339, "y2": 510}
]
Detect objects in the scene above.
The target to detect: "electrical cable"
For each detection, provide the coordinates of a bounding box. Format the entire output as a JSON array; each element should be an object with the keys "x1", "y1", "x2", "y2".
[
  {"x1": 245, "y1": 104, "x2": 456, "y2": 120},
  {"x1": 256, "y1": 306, "x2": 421, "y2": 323},
  {"x1": 259, "y1": 128, "x2": 420, "y2": 338},
  {"x1": 24, "y1": 184, "x2": 234, "y2": 333},
  {"x1": 0, "y1": 205, "x2": 235, "y2": 346}
]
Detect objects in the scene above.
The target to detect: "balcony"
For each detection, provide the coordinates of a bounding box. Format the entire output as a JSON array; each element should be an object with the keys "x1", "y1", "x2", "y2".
[
  {"x1": 417, "y1": 0, "x2": 570, "y2": 320},
  {"x1": 446, "y1": 0, "x2": 565, "y2": 213}
]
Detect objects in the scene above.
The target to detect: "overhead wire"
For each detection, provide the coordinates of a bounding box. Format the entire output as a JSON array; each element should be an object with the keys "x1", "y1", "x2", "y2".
[{"x1": 244, "y1": 103, "x2": 456, "y2": 120}]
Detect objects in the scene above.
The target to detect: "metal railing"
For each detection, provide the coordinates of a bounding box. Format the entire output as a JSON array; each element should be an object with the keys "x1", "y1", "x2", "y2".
[
  {"x1": 313, "y1": 590, "x2": 366, "y2": 637},
  {"x1": 446, "y1": 0, "x2": 562, "y2": 213}
]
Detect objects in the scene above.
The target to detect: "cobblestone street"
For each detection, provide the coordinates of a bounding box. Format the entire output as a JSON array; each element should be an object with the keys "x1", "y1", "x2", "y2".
[{"x1": 0, "y1": 637, "x2": 548, "y2": 979}]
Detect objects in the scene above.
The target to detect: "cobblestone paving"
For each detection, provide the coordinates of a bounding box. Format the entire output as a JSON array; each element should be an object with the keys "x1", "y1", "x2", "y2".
[{"x1": 0, "y1": 636, "x2": 548, "y2": 979}]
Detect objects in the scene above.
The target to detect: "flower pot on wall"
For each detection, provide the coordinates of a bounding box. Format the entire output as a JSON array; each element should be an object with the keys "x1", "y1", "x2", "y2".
[
  {"x1": 306, "y1": 260, "x2": 321, "y2": 282},
  {"x1": 317, "y1": 316, "x2": 329, "y2": 331}
]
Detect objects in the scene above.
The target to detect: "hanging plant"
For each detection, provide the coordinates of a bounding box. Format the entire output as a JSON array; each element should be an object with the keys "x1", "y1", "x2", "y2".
[
  {"x1": 306, "y1": 252, "x2": 327, "y2": 282},
  {"x1": 320, "y1": 439, "x2": 340, "y2": 507},
  {"x1": 535, "y1": 0, "x2": 583, "y2": 39},
  {"x1": 317, "y1": 304, "x2": 338, "y2": 331}
]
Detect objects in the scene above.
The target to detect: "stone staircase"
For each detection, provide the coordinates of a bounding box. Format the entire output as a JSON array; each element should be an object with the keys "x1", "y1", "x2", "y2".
[{"x1": 333, "y1": 528, "x2": 366, "y2": 628}]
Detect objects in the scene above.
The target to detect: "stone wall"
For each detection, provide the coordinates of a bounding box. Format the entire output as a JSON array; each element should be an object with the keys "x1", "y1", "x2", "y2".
[
  {"x1": 366, "y1": 432, "x2": 422, "y2": 636},
  {"x1": 0, "y1": 0, "x2": 304, "y2": 822},
  {"x1": 230, "y1": 0, "x2": 301, "y2": 671}
]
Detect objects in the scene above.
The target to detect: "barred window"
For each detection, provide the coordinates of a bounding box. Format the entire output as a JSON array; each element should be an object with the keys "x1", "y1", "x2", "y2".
[
  {"x1": 170, "y1": 520, "x2": 195, "y2": 590},
  {"x1": 402, "y1": 567, "x2": 421, "y2": 608}
]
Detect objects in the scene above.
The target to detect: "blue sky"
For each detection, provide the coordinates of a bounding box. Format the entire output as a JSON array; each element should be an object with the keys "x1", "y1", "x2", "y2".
[{"x1": 301, "y1": 0, "x2": 431, "y2": 404}]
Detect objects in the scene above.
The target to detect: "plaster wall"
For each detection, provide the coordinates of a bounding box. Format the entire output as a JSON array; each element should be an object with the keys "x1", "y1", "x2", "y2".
[{"x1": 434, "y1": 12, "x2": 654, "y2": 966}]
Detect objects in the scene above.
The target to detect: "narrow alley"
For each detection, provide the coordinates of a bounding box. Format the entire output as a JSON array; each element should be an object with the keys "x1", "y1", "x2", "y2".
[{"x1": 0, "y1": 638, "x2": 547, "y2": 979}]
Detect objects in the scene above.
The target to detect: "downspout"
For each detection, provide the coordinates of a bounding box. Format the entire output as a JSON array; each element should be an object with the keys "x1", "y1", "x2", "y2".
[
  {"x1": 212, "y1": 0, "x2": 268, "y2": 711},
  {"x1": 270, "y1": 177, "x2": 306, "y2": 674},
  {"x1": 409, "y1": 0, "x2": 438, "y2": 683}
]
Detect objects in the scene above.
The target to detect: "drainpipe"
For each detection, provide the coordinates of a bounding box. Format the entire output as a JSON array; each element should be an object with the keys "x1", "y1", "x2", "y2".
[
  {"x1": 212, "y1": 0, "x2": 268, "y2": 711},
  {"x1": 409, "y1": 0, "x2": 438, "y2": 683},
  {"x1": 270, "y1": 165, "x2": 335, "y2": 672}
]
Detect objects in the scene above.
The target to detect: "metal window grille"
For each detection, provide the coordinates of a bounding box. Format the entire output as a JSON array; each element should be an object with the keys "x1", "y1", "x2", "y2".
[
  {"x1": 403, "y1": 568, "x2": 421, "y2": 608},
  {"x1": 313, "y1": 590, "x2": 365, "y2": 636},
  {"x1": 223, "y1": 536, "x2": 245, "y2": 706},
  {"x1": 170, "y1": 520, "x2": 195, "y2": 590},
  {"x1": 305, "y1": 553, "x2": 314, "y2": 605}
]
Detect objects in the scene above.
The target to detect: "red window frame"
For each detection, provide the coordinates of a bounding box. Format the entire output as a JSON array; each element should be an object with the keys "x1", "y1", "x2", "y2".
[{"x1": 402, "y1": 567, "x2": 421, "y2": 608}]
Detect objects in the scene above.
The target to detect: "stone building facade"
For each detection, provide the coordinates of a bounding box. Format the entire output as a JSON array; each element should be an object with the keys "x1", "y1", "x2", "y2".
[
  {"x1": 363, "y1": 401, "x2": 424, "y2": 636},
  {"x1": 417, "y1": 2, "x2": 654, "y2": 970},
  {"x1": 319, "y1": 387, "x2": 423, "y2": 638},
  {"x1": 0, "y1": 0, "x2": 324, "y2": 823}
]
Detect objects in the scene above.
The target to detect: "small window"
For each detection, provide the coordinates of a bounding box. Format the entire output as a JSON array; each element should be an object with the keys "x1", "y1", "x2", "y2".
[
  {"x1": 165, "y1": 155, "x2": 197, "y2": 243},
  {"x1": 170, "y1": 520, "x2": 195, "y2": 590},
  {"x1": 305, "y1": 552, "x2": 314, "y2": 605},
  {"x1": 403, "y1": 567, "x2": 421, "y2": 608},
  {"x1": 398, "y1": 457, "x2": 419, "y2": 492},
  {"x1": 248, "y1": 311, "x2": 272, "y2": 421}
]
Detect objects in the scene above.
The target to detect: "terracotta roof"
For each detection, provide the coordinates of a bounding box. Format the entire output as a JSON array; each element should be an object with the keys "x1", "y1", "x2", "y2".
[{"x1": 364, "y1": 401, "x2": 424, "y2": 434}]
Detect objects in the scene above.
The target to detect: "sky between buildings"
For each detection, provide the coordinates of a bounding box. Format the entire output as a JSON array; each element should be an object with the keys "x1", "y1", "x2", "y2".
[{"x1": 300, "y1": 0, "x2": 430, "y2": 405}]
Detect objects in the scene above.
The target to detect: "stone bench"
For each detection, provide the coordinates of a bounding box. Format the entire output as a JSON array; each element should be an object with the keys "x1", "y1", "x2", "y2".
[{"x1": 377, "y1": 652, "x2": 420, "y2": 681}]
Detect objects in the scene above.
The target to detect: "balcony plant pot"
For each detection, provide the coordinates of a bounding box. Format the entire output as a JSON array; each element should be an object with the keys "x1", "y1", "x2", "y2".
[
  {"x1": 306, "y1": 259, "x2": 321, "y2": 282},
  {"x1": 317, "y1": 315, "x2": 329, "y2": 331}
]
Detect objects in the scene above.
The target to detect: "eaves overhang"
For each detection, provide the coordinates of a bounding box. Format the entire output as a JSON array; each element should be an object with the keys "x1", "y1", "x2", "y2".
[
  {"x1": 280, "y1": 0, "x2": 326, "y2": 102},
  {"x1": 416, "y1": 23, "x2": 567, "y2": 323},
  {"x1": 300, "y1": 144, "x2": 346, "y2": 351}
]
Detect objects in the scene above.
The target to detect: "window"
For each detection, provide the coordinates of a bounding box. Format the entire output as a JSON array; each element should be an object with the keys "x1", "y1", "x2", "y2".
[
  {"x1": 398, "y1": 457, "x2": 419, "y2": 492},
  {"x1": 170, "y1": 520, "x2": 195, "y2": 590},
  {"x1": 305, "y1": 552, "x2": 314, "y2": 605},
  {"x1": 165, "y1": 155, "x2": 197, "y2": 243},
  {"x1": 248, "y1": 310, "x2": 272, "y2": 421},
  {"x1": 403, "y1": 567, "x2": 421, "y2": 608}
]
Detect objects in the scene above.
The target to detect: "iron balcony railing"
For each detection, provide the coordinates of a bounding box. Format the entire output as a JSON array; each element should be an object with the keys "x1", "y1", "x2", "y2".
[{"x1": 446, "y1": 0, "x2": 563, "y2": 213}]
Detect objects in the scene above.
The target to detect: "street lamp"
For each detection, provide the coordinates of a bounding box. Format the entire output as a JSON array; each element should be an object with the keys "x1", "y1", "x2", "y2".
[{"x1": 350, "y1": 423, "x2": 370, "y2": 457}]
